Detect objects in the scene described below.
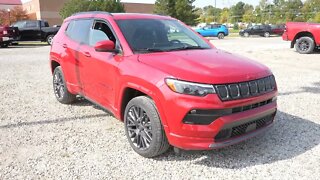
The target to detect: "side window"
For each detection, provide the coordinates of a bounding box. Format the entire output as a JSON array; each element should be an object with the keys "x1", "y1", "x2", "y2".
[
  {"x1": 204, "y1": 25, "x2": 210, "y2": 30},
  {"x1": 40, "y1": 21, "x2": 49, "y2": 27},
  {"x1": 26, "y1": 21, "x2": 38, "y2": 28},
  {"x1": 65, "y1": 19, "x2": 92, "y2": 44},
  {"x1": 89, "y1": 21, "x2": 116, "y2": 46},
  {"x1": 13, "y1": 21, "x2": 26, "y2": 29},
  {"x1": 253, "y1": 26, "x2": 259, "y2": 30}
]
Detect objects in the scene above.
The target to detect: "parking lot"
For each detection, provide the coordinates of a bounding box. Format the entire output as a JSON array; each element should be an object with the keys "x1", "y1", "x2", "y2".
[{"x1": 0, "y1": 37, "x2": 319, "y2": 179}]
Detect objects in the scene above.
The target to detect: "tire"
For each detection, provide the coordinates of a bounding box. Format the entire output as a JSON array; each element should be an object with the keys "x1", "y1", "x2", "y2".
[
  {"x1": 53, "y1": 66, "x2": 76, "y2": 104},
  {"x1": 295, "y1": 37, "x2": 315, "y2": 54},
  {"x1": 264, "y1": 32, "x2": 270, "y2": 38},
  {"x1": 0, "y1": 43, "x2": 9, "y2": 48},
  {"x1": 124, "y1": 96, "x2": 170, "y2": 158},
  {"x1": 217, "y1": 33, "x2": 225, "y2": 39},
  {"x1": 46, "y1": 34, "x2": 55, "y2": 45},
  {"x1": 244, "y1": 32, "x2": 249, "y2": 37}
]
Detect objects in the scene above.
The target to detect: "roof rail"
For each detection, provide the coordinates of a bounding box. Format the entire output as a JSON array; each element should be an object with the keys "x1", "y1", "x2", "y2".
[{"x1": 71, "y1": 11, "x2": 113, "y2": 16}]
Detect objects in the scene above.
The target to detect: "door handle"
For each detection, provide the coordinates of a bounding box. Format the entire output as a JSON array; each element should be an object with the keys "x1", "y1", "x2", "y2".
[
  {"x1": 62, "y1": 43, "x2": 67, "y2": 48},
  {"x1": 83, "y1": 52, "x2": 91, "y2": 57}
]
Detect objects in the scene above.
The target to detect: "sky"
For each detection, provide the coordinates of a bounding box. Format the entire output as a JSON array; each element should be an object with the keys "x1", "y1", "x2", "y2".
[{"x1": 21, "y1": 0, "x2": 260, "y2": 8}]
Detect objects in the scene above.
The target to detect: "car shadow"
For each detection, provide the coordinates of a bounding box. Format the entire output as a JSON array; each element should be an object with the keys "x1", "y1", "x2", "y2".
[
  {"x1": 154, "y1": 110, "x2": 320, "y2": 169},
  {"x1": 279, "y1": 82, "x2": 320, "y2": 96},
  {"x1": 0, "y1": 113, "x2": 108, "y2": 129}
]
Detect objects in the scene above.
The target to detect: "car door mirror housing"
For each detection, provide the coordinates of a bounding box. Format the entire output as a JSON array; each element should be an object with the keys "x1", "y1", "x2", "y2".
[{"x1": 94, "y1": 40, "x2": 119, "y2": 53}]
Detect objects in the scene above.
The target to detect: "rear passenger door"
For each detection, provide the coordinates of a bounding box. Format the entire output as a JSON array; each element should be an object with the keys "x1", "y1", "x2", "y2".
[
  {"x1": 62, "y1": 19, "x2": 93, "y2": 95},
  {"x1": 22, "y1": 21, "x2": 40, "y2": 40}
]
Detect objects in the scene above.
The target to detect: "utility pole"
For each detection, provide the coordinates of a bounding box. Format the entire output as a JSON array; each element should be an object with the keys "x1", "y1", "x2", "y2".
[
  {"x1": 214, "y1": 0, "x2": 217, "y2": 23},
  {"x1": 7, "y1": 9, "x2": 11, "y2": 25}
]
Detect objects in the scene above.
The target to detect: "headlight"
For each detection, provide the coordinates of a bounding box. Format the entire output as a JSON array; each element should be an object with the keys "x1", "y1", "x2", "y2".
[{"x1": 165, "y1": 78, "x2": 215, "y2": 97}]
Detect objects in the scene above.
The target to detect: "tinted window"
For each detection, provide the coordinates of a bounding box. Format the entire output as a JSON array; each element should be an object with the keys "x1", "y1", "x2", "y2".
[
  {"x1": 26, "y1": 21, "x2": 38, "y2": 28},
  {"x1": 12, "y1": 21, "x2": 26, "y2": 29},
  {"x1": 66, "y1": 19, "x2": 92, "y2": 44}
]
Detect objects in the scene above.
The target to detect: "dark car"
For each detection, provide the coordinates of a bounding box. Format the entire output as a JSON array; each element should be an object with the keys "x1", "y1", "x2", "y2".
[
  {"x1": 50, "y1": 12, "x2": 277, "y2": 158},
  {"x1": 0, "y1": 25, "x2": 19, "y2": 48},
  {"x1": 271, "y1": 24, "x2": 285, "y2": 36},
  {"x1": 11, "y1": 20, "x2": 60, "y2": 45},
  {"x1": 239, "y1": 25, "x2": 272, "y2": 37}
]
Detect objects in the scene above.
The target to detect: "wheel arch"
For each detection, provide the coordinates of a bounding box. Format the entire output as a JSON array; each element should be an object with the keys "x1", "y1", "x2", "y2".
[
  {"x1": 50, "y1": 60, "x2": 60, "y2": 74},
  {"x1": 118, "y1": 83, "x2": 169, "y2": 129},
  {"x1": 292, "y1": 31, "x2": 315, "y2": 48}
]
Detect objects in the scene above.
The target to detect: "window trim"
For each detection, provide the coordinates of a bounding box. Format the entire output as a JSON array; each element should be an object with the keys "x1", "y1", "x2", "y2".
[{"x1": 90, "y1": 18, "x2": 123, "y2": 53}]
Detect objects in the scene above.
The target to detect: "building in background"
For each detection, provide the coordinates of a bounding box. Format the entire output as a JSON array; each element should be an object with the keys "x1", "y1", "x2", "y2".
[
  {"x1": 0, "y1": 0, "x2": 22, "y2": 10},
  {"x1": 22, "y1": 0, "x2": 154, "y2": 26}
]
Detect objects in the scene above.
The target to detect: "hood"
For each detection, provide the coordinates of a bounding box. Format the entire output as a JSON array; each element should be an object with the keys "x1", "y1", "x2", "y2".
[{"x1": 138, "y1": 49, "x2": 271, "y2": 84}]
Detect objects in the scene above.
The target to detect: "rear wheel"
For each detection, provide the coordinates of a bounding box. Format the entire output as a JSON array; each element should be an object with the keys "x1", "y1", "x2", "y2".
[
  {"x1": 264, "y1": 32, "x2": 270, "y2": 37},
  {"x1": 295, "y1": 37, "x2": 315, "y2": 54},
  {"x1": 217, "y1": 33, "x2": 225, "y2": 39},
  {"x1": 0, "y1": 43, "x2": 9, "y2": 48},
  {"x1": 124, "y1": 96, "x2": 170, "y2": 158},
  {"x1": 53, "y1": 66, "x2": 76, "y2": 104},
  {"x1": 46, "y1": 35, "x2": 55, "y2": 45},
  {"x1": 244, "y1": 32, "x2": 249, "y2": 37}
]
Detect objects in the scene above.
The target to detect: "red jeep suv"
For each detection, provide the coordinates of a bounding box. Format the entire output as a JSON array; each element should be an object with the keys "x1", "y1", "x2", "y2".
[{"x1": 50, "y1": 12, "x2": 277, "y2": 158}]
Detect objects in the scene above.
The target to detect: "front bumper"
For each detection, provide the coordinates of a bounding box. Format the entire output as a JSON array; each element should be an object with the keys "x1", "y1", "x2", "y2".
[{"x1": 159, "y1": 85, "x2": 277, "y2": 150}]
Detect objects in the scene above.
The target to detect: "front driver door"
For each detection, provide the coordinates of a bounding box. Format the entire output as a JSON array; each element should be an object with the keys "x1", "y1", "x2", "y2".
[{"x1": 79, "y1": 20, "x2": 121, "y2": 109}]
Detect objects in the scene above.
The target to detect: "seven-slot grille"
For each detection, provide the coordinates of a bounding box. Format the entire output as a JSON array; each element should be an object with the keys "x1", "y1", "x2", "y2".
[{"x1": 214, "y1": 75, "x2": 276, "y2": 101}]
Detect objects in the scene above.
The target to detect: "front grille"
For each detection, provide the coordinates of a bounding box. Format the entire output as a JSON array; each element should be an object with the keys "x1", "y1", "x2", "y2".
[
  {"x1": 215, "y1": 75, "x2": 276, "y2": 101},
  {"x1": 214, "y1": 113, "x2": 274, "y2": 142}
]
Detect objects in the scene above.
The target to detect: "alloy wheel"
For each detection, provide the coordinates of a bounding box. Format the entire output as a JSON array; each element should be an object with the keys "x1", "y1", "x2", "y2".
[
  {"x1": 53, "y1": 71, "x2": 65, "y2": 99},
  {"x1": 298, "y1": 40, "x2": 310, "y2": 52},
  {"x1": 126, "y1": 105, "x2": 152, "y2": 150}
]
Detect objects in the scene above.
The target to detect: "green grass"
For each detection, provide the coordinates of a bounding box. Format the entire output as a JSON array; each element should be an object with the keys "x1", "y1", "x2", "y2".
[
  {"x1": 18, "y1": 41, "x2": 47, "y2": 45},
  {"x1": 229, "y1": 29, "x2": 240, "y2": 33}
]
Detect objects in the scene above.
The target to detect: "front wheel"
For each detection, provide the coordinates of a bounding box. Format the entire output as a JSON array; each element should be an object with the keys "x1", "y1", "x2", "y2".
[
  {"x1": 0, "y1": 43, "x2": 9, "y2": 48},
  {"x1": 53, "y1": 66, "x2": 76, "y2": 104},
  {"x1": 217, "y1": 33, "x2": 225, "y2": 39},
  {"x1": 124, "y1": 96, "x2": 170, "y2": 158},
  {"x1": 264, "y1": 32, "x2": 270, "y2": 38},
  {"x1": 295, "y1": 37, "x2": 315, "y2": 54}
]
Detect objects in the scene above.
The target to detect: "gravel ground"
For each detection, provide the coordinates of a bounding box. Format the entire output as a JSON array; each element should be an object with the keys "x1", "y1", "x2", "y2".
[{"x1": 0, "y1": 38, "x2": 319, "y2": 179}]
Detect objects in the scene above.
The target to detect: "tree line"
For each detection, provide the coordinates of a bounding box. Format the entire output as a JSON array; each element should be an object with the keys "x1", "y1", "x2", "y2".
[
  {"x1": 195, "y1": 0, "x2": 320, "y2": 25},
  {"x1": 154, "y1": 0, "x2": 320, "y2": 25}
]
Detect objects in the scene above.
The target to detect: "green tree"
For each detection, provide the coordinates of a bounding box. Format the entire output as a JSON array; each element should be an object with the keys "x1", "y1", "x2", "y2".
[
  {"x1": 314, "y1": 12, "x2": 320, "y2": 22},
  {"x1": 154, "y1": 0, "x2": 197, "y2": 25},
  {"x1": 230, "y1": 1, "x2": 245, "y2": 22},
  {"x1": 302, "y1": 0, "x2": 320, "y2": 22},
  {"x1": 174, "y1": 0, "x2": 197, "y2": 25},
  {"x1": 219, "y1": 8, "x2": 230, "y2": 23},
  {"x1": 60, "y1": 0, "x2": 124, "y2": 19}
]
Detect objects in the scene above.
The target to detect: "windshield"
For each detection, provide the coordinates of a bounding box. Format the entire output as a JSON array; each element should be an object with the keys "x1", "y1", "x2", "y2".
[{"x1": 116, "y1": 19, "x2": 211, "y2": 53}]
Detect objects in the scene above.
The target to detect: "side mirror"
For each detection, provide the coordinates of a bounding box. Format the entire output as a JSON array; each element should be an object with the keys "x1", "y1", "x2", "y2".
[{"x1": 94, "y1": 40, "x2": 119, "y2": 53}]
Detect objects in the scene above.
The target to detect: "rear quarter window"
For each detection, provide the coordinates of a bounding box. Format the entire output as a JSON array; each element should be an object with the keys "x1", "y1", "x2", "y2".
[{"x1": 65, "y1": 19, "x2": 92, "y2": 44}]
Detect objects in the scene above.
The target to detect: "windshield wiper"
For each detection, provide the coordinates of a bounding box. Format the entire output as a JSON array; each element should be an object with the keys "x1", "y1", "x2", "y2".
[
  {"x1": 167, "y1": 46, "x2": 209, "y2": 51},
  {"x1": 134, "y1": 48, "x2": 165, "y2": 53}
]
